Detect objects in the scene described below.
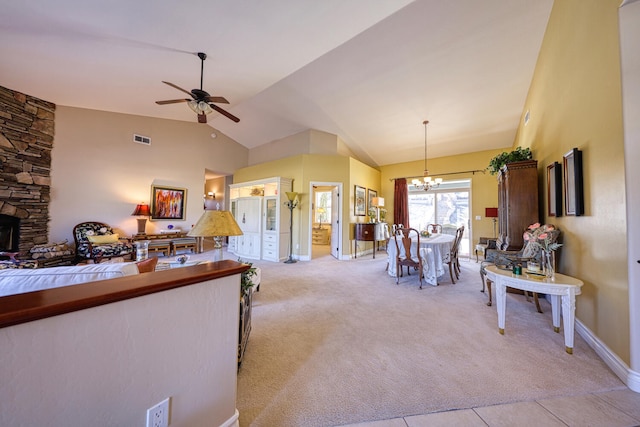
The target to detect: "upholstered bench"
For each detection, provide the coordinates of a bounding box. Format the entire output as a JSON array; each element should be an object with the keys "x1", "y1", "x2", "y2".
[{"x1": 170, "y1": 237, "x2": 197, "y2": 255}]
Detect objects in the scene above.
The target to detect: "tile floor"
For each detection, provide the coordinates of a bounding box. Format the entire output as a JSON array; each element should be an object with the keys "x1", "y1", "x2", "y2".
[{"x1": 340, "y1": 388, "x2": 640, "y2": 427}]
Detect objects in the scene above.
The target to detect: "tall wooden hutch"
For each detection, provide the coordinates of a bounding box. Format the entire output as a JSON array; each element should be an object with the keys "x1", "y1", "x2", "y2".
[{"x1": 497, "y1": 160, "x2": 539, "y2": 251}]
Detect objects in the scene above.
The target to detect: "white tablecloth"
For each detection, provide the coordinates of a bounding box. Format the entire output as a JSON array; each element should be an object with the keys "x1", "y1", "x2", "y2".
[{"x1": 387, "y1": 233, "x2": 455, "y2": 286}]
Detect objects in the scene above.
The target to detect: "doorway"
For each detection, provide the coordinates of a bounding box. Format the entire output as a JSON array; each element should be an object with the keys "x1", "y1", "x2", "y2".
[{"x1": 309, "y1": 182, "x2": 342, "y2": 260}]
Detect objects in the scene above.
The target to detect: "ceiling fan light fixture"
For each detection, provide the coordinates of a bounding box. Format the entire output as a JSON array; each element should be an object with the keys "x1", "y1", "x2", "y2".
[{"x1": 188, "y1": 100, "x2": 214, "y2": 115}]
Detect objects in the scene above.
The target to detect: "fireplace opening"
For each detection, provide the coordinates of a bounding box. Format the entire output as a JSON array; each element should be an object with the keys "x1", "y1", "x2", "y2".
[{"x1": 0, "y1": 214, "x2": 20, "y2": 254}]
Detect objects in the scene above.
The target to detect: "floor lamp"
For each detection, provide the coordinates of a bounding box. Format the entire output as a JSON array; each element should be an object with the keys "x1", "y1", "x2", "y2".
[
  {"x1": 485, "y1": 207, "x2": 499, "y2": 238},
  {"x1": 284, "y1": 191, "x2": 298, "y2": 264}
]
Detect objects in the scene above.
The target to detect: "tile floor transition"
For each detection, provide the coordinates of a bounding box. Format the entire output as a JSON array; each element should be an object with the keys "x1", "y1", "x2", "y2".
[{"x1": 339, "y1": 388, "x2": 640, "y2": 427}]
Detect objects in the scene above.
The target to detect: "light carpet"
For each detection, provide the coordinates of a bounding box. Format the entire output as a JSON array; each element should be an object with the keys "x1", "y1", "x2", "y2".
[{"x1": 186, "y1": 248, "x2": 626, "y2": 427}]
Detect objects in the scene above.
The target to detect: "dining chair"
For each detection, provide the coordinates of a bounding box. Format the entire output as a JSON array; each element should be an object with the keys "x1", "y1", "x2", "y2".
[
  {"x1": 428, "y1": 224, "x2": 442, "y2": 234},
  {"x1": 393, "y1": 227, "x2": 424, "y2": 288},
  {"x1": 443, "y1": 225, "x2": 464, "y2": 284}
]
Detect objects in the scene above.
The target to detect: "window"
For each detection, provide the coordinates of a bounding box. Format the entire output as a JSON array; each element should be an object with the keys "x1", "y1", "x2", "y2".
[
  {"x1": 315, "y1": 191, "x2": 331, "y2": 225},
  {"x1": 408, "y1": 179, "x2": 470, "y2": 256}
]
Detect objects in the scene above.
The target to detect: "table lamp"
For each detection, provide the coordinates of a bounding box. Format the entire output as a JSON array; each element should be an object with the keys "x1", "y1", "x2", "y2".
[
  {"x1": 317, "y1": 207, "x2": 326, "y2": 229},
  {"x1": 372, "y1": 197, "x2": 384, "y2": 222},
  {"x1": 187, "y1": 210, "x2": 243, "y2": 261},
  {"x1": 131, "y1": 203, "x2": 151, "y2": 235}
]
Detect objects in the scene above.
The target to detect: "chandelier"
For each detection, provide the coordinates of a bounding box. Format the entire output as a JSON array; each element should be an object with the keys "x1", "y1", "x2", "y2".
[{"x1": 412, "y1": 120, "x2": 443, "y2": 191}]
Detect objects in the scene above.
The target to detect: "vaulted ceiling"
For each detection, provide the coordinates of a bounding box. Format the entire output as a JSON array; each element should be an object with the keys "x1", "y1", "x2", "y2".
[{"x1": 0, "y1": 0, "x2": 553, "y2": 167}]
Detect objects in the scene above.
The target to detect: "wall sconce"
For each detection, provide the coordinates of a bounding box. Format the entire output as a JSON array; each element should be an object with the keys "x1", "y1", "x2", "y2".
[{"x1": 207, "y1": 191, "x2": 216, "y2": 199}]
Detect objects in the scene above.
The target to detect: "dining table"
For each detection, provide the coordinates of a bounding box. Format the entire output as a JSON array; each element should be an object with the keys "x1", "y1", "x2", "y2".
[{"x1": 386, "y1": 233, "x2": 456, "y2": 286}]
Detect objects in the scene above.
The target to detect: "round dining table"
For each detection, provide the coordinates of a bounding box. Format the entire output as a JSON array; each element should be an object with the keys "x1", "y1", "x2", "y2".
[{"x1": 386, "y1": 233, "x2": 456, "y2": 286}]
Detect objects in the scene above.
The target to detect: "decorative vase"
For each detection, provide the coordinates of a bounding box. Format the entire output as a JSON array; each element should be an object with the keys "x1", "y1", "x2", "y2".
[
  {"x1": 134, "y1": 240, "x2": 150, "y2": 262},
  {"x1": 542, "y1": 250, "x2": 555, "y2": 280}
]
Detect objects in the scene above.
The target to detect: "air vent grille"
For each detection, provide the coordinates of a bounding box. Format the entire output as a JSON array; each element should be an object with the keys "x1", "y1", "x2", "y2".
[{"x1": 133, "y1": 134, "x2": 151, "y2": 145}]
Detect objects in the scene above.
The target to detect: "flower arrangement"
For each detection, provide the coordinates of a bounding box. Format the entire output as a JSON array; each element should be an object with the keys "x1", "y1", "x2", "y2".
[
  {"x1": 523, "y1": 223, "x2": 562, "y2": 253},
  {"x1": 420, "y1": 230, "x2": 431, "y2": 238}
]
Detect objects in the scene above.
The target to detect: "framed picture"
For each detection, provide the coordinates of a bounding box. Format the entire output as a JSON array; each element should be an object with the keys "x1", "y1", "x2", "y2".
[
  {"x1": 547, "y1": 162, "x2": 562, "y2": 217},
  {"x1": 367, "y1": 189, "x2": 377, "y2": 211},
  {"x1": 563, "y1": 148, "x2": 584, "y2": 216},
  {"x1": 151, "y1": 185, "x2": 187, "y2": 220},
  {"x1": 354, "y1": 185, "x2": 366, "y2": 216}
]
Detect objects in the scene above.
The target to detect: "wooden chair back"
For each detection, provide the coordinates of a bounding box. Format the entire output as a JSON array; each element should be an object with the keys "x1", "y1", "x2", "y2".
[
  {"x1": 429, "y1": 224, "x2": 442, "y2": 234},
  {"x1": 393, "y1": 227, "x2": 423, "y2": 288}
]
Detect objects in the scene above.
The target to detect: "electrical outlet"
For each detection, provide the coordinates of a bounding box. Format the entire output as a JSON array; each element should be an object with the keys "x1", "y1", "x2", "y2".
[{"x1": 146, "y1": 397, "x2": 170, "y2": 427}]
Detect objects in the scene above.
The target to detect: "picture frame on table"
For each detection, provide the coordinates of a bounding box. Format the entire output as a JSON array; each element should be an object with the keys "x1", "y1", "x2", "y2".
[
  {"x1": 151, "y1": 185, "x2": 187, "y2": 220},
  {"x1": 354, "y1": 185, "x2": 366, "y2": 216},
  {"x1": 563, "y1": 148, "x2": 584, "y2": 216},
  {"x1": 367, "y1": 189, "x2": 377, "y2": 212},
  {"x1": 547, "y1": 161, "x2": 562, "y2": 217}
]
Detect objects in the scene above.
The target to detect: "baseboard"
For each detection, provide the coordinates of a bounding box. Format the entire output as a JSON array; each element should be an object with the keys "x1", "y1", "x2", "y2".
[
  {"x1": 575, "y1": 318, "x2": 640, "y2": 392},
  {"x1": 219, "y1": 409, "x2": 240, "y2": 427}
]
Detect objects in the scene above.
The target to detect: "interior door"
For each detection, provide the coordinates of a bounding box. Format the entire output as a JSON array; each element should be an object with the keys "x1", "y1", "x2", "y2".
[{"x1": 331, "y1": 187, "x2": 340, "y2": 259}]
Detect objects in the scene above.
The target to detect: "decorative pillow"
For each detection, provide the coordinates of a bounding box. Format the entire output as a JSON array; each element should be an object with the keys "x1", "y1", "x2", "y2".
[
  {"x1": 135, "y1": 257, "x2": 158, "y2": 273},
  {"x1": 87, "y1": 234, "x2": 119, "y2": 244}
]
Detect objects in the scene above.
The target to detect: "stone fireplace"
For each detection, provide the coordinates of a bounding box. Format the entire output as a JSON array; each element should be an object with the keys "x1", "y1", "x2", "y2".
[{"x1": 0, "y1": 85, "x2": 55, "y2": 259}]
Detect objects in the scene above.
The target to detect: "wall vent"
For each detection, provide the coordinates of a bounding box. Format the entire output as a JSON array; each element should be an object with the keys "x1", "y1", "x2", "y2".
[{"x1": 133, "y1": 134, "x2": 151, "y2": 145}]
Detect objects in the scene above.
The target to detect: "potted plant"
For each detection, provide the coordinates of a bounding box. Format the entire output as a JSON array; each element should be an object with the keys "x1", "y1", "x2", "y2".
[{"x1": 487, "y1": 147, "x2": 533, "y2": 175}]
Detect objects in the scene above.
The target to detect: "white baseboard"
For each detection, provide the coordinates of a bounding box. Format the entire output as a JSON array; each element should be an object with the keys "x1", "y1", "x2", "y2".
[
  {"x1": 575, "y1": 318, "x2": 640, "y2": 392},
  {"x1": 219, "y1": 409, "x2": 240, "y2": 427}
]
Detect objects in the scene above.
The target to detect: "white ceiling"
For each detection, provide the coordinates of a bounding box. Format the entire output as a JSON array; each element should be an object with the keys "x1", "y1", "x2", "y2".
[{"x1": 0, "y1": 0, "x2": 553, "y2": 167}]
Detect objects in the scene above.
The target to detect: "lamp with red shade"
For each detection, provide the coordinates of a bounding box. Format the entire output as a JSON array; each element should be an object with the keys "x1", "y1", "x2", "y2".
[
  {"x1": 485, "y1": 207, "x2": 499, "y2": 238},
  {"x1": 131, "y1": 203, "x2": 151, "y2": 235}
]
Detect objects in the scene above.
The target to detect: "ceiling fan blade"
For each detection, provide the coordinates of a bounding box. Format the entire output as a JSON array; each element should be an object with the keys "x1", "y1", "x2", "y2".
[
  {"x1": 197, "y1": 113, "x2": 207, "y2": 124},
  {"x1": 204, "y1": 96, "x2": 229, "y2": 104},
  {"x1": 162, "y1": 81, "x2": 194, "y2": 97},
  {"x1": 209, "y1": 104, "x2": 240, "y2": 123},
  {"x1": 155, "y1": 99, "x2": 190, "y2": 105}
]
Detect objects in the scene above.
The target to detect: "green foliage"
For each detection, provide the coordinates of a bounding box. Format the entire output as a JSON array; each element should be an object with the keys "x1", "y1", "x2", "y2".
[
  {"x1": 487, "y1": 147, "x2": 533, "y2": 175},
  {"x1": 238, "y1": 258, "x2": 257, "y2": 294}
]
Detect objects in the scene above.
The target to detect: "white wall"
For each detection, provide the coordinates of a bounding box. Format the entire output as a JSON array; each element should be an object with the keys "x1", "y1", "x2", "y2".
[
  {"x1": 619, "y1": 0, "x2": 640, "y2": 389},
  {"x1": 50, "y1": 106, "x2": 248, "y2": 243},
  {"x1": 0, "y1": 273, "x2": 241, "y2": 426}
]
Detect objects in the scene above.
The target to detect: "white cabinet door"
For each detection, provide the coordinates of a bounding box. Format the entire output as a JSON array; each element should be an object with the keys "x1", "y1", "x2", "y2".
[
  {"x1": 234, "y1": 198, "x2": 262, "y2": 259},
  {"x1": 237, "y1": 198, "x2": 261, "y2": 233}
]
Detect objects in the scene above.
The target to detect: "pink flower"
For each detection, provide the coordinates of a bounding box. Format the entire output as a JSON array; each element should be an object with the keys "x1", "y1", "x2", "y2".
[
  {"x1": 529, "y1": 223, "x2": 540, "y2": 230},
  {"x1": 523, "y1": 232, "x2": 531, "y2": 241},
  {"x1": 538, "y1": 232, "x2": 548, "y2": 240}
]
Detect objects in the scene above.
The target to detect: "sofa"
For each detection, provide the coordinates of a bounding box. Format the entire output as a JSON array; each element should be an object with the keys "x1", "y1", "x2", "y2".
[{"x1": 0, "y1": 263, "x2": 140, "y2": 297}]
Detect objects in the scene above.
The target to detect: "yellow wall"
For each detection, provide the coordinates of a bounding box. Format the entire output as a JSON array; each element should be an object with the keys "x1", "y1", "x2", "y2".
[
  {"x1": 232, "y1": 153, "x2": 380, "y2": 258},
  {"x1": 379, "y1": 148, "x2": 504, "y2": 241},
  {"x1": 513, "y1": 0, "x2": 628, "y2": 361}
]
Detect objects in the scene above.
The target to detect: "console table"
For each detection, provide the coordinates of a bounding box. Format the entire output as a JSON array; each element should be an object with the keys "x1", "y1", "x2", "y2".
[
  {"x1": 484, "y1": 265, "x2": 583, "y2": 354},
  {"x1": 353, "y1": 223, "x2": 387, "y2": 258}
]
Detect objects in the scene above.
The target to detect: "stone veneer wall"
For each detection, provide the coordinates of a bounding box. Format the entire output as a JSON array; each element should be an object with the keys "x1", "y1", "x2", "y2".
[{"x1": 0, "y1": 85, "x2": 55, "y2": 258}]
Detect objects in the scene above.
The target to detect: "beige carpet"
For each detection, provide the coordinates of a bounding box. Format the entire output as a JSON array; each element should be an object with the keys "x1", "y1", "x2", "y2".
[{"x1": 191, "y1": 248, "x2": 625, "y2": 427}]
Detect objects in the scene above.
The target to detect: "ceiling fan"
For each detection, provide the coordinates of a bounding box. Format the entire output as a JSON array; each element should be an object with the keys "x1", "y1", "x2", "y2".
[{"x1": 155, "y1": 52, "x2": 240, "y2": 124}]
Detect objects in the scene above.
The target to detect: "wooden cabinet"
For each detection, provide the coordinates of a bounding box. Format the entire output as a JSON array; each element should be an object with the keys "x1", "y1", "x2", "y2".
[
  {"x1": 229, "y1": 177, "x2": 293, "y2": 262},
  {"x1": 497, "y1": 160, "x2": 539, "y2": 251},
  {"x1": 354, "y1": 223, "x2": 385, "y2": 258},
  {"x1": 312, "y1": 227, "x2": 330, "y2": 245}
]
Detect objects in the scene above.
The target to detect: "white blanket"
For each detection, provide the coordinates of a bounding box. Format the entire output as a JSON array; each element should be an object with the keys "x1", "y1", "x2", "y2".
[{"x1": 0, "y1": 263, "x2": 139, "y2": 297}]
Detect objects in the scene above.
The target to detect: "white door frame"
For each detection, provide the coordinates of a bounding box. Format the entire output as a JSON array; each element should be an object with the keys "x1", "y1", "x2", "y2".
[{"x1": 307, "y1": 181, "x2": 343, "y2": 261}]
